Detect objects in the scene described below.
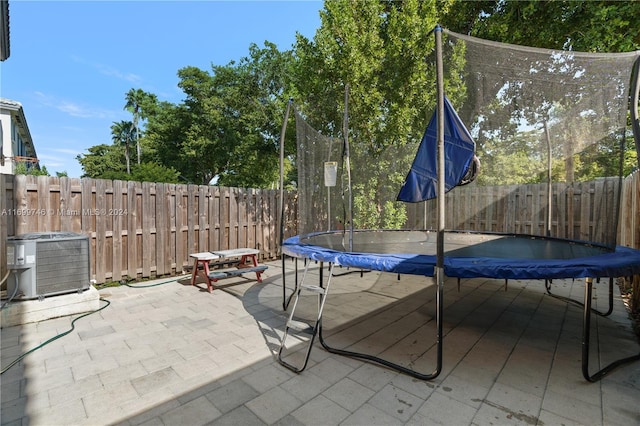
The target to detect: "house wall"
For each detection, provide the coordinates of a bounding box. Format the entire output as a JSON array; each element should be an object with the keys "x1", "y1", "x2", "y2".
[{"x1": 0, "y1": 99, "x2": 37, "y2": 175}]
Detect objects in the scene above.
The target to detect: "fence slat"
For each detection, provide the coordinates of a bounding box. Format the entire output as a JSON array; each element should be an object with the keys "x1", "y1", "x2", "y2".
[
  {"x1": 168, "y1": 184, "x2": 177, "y2": 272},
  {"x1": 155, "y1": 183, "x2": 167, "y2": 276},
  {"x1": 175, "y1": 184, "x2": 186, "y2": 273},
  {"x1": 12, "y1": 175, "x2": 26, "y2": 235},
  {"x1": 127, "y1": 181, "x2": 138, "y2": 279},
  {"x1": 229, "y1": 188, "x2": 236, "y2": 247},
  {"x1": 198, "y1": 185, "x2": 207, "y2": 253},
  {"x1": 112, "y1": 179, "x2": 123, "y2": 282},
  {"x1": 141, "y1": 182, "x2": 153, "y2": 277},
  {"x1": 94, "y1": 179, "x2": 107, "y2": 283},
  {"x1": 209, "y1": 186, "x2": 219, "y2": 251},
  {"x1": 222, "y1": 187, "x2": 230, "y2": 250}
]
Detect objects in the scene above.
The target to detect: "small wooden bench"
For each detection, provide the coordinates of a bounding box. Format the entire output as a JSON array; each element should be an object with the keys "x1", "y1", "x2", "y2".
[{"x1": 189, "y1": 248, "x2": 267, "y2": 293}]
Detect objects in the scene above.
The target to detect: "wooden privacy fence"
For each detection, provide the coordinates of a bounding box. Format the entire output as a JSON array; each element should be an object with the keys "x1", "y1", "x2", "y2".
[
  {"x1": 405, "y1": 177, "x2": 631, "y2": 247},
  {"x1": 1, "y1": 172, "x2": 638, "y2": 285},
  {"x1": 1, "y1": 175, "x2": 297, "y2": 284}
]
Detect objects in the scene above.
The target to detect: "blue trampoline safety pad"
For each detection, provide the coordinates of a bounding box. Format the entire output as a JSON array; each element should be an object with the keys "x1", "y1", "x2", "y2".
[{"x1": 282, "y1": 230, "x2": 640, "y2": 280}]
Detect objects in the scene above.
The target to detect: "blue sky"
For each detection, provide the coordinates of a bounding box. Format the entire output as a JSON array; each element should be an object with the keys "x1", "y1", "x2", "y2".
[{"x1": 1, "y1": 0, "x2": 323, "y2": 178}]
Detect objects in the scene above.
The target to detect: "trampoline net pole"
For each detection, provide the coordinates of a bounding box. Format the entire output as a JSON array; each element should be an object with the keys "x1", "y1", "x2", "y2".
[
  {"x1": 344, "y1": 83, "x2": 353, "y2": 251},
  {"x1": 278, "y1": 99, "x2": 292, "y2": 252},
  {"x1": 279, "y1": 99, "x2": 292, "y2": 310},
  {"x1": 435, "y1": 25, "x2": 445, "y2": 270},
  {"x1": 435, "y1": 24, "x2": 445, "y2": 374}
]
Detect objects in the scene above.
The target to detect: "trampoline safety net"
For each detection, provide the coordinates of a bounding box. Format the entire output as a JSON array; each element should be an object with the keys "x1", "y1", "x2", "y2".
[{"x1": 294, "y1": 29, "x2": 640, "y2": 250}]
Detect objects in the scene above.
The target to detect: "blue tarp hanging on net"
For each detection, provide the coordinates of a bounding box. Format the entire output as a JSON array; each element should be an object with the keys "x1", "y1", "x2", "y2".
[{"x1": 397, "y1": 96, "x2": 476, "y2": 203}]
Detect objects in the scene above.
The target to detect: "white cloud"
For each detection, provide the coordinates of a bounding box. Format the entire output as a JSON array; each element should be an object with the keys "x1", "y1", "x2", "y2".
[
  {"x1": 96, "y1": 64, "x2": 142, "y2": 84},
  {"x1": 36, "y1": 152, "x2": 68, "y2": 167},
  {"x1": 71, "y1": 55, "x2": 142, "y2": 84},
  {"x1": 58, "y1": 101, "x2": 96, "y2": 118},
  {"x1": 33, "y1": 91, "x2": 120, "y2": 120}
]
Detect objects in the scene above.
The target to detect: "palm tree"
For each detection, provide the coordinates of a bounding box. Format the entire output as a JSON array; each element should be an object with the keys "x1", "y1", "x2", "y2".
[
  {"x1": 111, "y1": 120, "x2": 136, "y2": 174},
  {"x1": 124, "y1": 88, "x2": 157, "y2": 165}
]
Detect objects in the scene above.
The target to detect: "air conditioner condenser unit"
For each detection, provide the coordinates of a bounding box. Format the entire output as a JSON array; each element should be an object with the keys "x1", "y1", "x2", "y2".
[{"x1": 6, "y1": 232, "x2": 91, "y2": 300}]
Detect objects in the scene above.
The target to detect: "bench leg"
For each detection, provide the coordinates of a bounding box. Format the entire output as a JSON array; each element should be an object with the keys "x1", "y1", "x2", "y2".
[
  {"x1": 192, "y1": 259, "x2": 215, "y2": 293},
  {"x1": 241, "y1": 254, "x2": 263, "y2": 283},
  {"x1": 191, "y1": 258, "x2": 199, "y2": 286},
  {"x1": 239, "y1": 254, "x2": 258, "y2": 267},
  {"x1": 203, "y1": 262, "x2": 214, "y2": 293}
]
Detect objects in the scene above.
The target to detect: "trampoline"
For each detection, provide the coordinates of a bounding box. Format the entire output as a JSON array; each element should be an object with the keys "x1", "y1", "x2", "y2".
[
  {"x1": 280, "y1": 229, "x2": 640, "y2": 382},
  {"x1": 276, "y1": 26, "x2": 640, "y2": 382}
]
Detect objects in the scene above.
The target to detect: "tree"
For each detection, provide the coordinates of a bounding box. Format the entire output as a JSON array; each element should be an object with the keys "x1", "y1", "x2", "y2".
[
  {"x1": 77, "y1": 142, "x2": 181, "y2": 183},
  {"x1": 214, "y1": 42, "x2": 296, "y2": 188},
  {"x1": 79, "y1": 0, "x2": 640, "y2": 192},
  {"x1": 143, "y1": 42, "x2": 295, "y2": 187},
  {"x1": 77, "y1": 144, "x2": 126, "y2": 178},
  {"x1": 439, "y1": 1, "x2": 640, "y2": 184},
  {"x1": 110, "y1": 120, "x2": 136, "y2": 174},
  {"x1": 124, "y1": 89, "x2": 158, "y2": 165},
  {"x1": 440, "y1": 1, "x2": 640, "y2": 53},
  {"x1": 145, "y1": 68, "x2": 225, "y2": 185},
  {"x1": 129, "y1": 162, "x2": 181, "y2": 183},
  {"x1": 292, "y1": 0, "x2": 459, "y2": 228}
]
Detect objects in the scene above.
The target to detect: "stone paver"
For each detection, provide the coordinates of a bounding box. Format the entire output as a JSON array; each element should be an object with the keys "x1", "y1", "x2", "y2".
[{"x1": 1, "y1": 261, "x2": 639, "y2": 425}]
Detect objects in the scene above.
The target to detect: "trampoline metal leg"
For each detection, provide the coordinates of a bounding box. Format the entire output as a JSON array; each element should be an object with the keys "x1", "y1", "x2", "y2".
[
  {"x1": 282, "y1": 256, "x2": 299, "y2": 311},
  {"x1": 582, "y1": 277, "x2": 640, "y2": 382},
  {"x1": 548, "y1": 277, "x2": 614, "y2": 317},
  {"x1": 318, "y1": 268, "x2": 444, "y2": 381}
]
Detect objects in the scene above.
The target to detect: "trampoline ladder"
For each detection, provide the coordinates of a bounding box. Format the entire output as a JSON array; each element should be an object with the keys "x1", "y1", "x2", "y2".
[{"x1": 278, "y1": 262, "x2": 335, "y2": 373}]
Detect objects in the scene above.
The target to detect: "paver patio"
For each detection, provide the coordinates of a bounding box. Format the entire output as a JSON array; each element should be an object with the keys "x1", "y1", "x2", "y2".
[{"x1": 1, "y1": 260, "x2": 639, "y2": 425}]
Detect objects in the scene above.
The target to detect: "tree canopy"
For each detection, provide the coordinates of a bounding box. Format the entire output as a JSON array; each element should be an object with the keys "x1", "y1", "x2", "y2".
[{"x1": 78, "y1": 0, "x2": 640, "y2": 192}]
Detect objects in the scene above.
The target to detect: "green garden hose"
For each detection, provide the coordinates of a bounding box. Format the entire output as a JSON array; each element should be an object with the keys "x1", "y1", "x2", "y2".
[{"x1": 0, "y1": 298, "x2": 111, "y2": 375}]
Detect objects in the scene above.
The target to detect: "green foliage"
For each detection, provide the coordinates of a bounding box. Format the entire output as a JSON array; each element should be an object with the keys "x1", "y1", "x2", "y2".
[
  {"x1": 294, "y1": 0, "x2": 455, "y2": 140},
  {"x1": 14, "y1": 163, "x2": 49, "y2": 176},
  {"x1": 77, "y1": 143, "x2": 180, "y2": 183},
  {"x1": 142, "y1": 43, "x2": 295, "y2": 187},
  {"x1": 110, "y1": 120, "x2": 136, "y2": 174},
  {"x1": 124, "y1": 88, "x2": 158, "y2": 166},
  {"x1": 477, "y1": 129, "x2": 544, "y2": 185},
  {"x1": 623, "y1": 142, "x2": 638, "y2": 176},
  {"x1": 442, "y1": 0, "x2": 640, "y2": 52},
  {"x1": 77, "y1": 144, "x2": 126, "y2": 178},
  {"x1": 128, "y1": 162, "x2": 181, "y2": 183},
  {"x1": 439, "y1": 0, "x2": 640, "y2": 187},
  {"x1": 76, "y1": 0, "x2": 639, "y2": 215},
  {"x1": 293, "y1": 0, "x2": 464, "y2": 228}
]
